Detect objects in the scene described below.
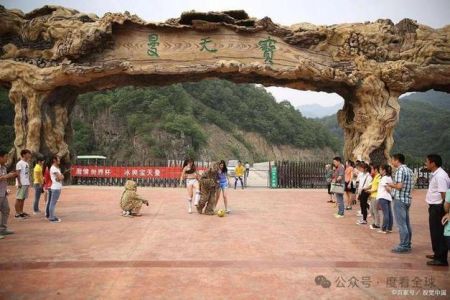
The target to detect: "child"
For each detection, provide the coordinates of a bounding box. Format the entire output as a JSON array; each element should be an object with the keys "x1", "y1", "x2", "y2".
[
  {"x1": 120, "y1": 180, "x2": 149, "y2": 217},
  {"x1": 216, "y1": 160, "x2": 231, "y2": 213},
  {"x1": 377, "y1": 164, "x2": 394, "y2": 233}
]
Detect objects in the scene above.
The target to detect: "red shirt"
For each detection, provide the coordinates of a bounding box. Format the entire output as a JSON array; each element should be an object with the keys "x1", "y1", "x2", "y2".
[{"x1": 43, "y1": 167, "x2": 52, "y2": 189}]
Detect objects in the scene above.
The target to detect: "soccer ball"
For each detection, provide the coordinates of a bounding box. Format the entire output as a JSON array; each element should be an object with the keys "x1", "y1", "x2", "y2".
[{"x1": 217, "y1": 209, "x2": 225, "y2": 217}]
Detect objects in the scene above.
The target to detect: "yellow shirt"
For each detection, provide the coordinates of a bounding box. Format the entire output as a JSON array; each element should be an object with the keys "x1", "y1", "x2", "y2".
[
  {"x1": 33, "y1": 164, "x2": 43, "y2": 185},
  {"x1": 235, "y1": 165, "x2": 245, "y2": 177},
  {"x1": 370, "y1": 173, "x2": 381, "y2": 198}
]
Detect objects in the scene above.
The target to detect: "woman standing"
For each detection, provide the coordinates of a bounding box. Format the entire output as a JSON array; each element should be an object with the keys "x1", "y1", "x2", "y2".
[
  {"x1": 32, "y1": 157, "x2": 45, "y2": 214},
  {"x1": 368, "y1": 164, "x2": 381, "y2": 230},
  {"x1": 377, "y1": 164, "x2": 394, "y2": 233},
  {"x1": 179, "y1": 159, "x2": 200, "y2": 214},
  {"x1": 216, "y1": 160, "x2": 231, "y2": 213},
  {"x1": 43, "y1": 160, "x2": 52, "y2": 217},
  {"x1": 344, "y1": 160, "x2": 355, "y2": 210},
  {"x1": 356, "y1": 163, "x2": 372, "y2": 225}
]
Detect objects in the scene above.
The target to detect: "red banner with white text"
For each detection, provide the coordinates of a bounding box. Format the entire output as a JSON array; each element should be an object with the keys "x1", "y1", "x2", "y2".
[{"x1": 71, "y1": 165, "x2": 207, "y2": 179}]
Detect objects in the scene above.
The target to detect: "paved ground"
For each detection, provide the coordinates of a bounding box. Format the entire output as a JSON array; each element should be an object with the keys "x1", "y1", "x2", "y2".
[{"x1": 0, "y1": 187, "x2": 448, "y2": 300}]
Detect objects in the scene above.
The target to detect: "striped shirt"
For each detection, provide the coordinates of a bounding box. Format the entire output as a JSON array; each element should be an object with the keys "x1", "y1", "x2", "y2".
[{"x1": 392, "y1": 164, "x2": 414, "y2": 204}]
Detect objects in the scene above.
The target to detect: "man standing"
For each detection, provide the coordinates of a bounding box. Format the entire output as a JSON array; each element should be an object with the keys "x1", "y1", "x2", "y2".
[
  {"x1": 388, "y1": 153, "x2": 414, "y2": 253},
  {"x1": 244, "y1": 161, "x2": 250, "y2": 187},
  {"x1": 332, "y1": 157, "x2": 345, "y2": 218},
  {"x1": 0, "y1": 150, "x2": 17, "y2": 238},
  {"x1": 15, "y1": 149, "x2": 32, "y2": 219},
  {"x1": 234, "y1": 161, "x2": 245, "y2": 190},
  {"x1": 424, "y1": 154, "x2": 449, "y2": 266},
  {"x1": 244, "y1": 162, "x2": 250, "y2": 178}
]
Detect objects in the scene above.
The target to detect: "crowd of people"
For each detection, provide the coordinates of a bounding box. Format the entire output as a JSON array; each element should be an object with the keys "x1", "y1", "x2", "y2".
[
  {"x1": 0, "y1": 149, "x2": 65, "y2": 239},
  {"x1": 2, "y1": 148, "x2": 449, "y2": 268},
  {"x1": 0, "y1": 152, "x2": 251, "y2": 237},
  {"x1": 327, "y1": 153, "x2": 450, "y2": 266}
]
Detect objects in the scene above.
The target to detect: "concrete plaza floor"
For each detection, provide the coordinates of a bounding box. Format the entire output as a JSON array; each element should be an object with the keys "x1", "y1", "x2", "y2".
[{"x1": 0, "y1": 187, "x2": 448, "y2": 299}]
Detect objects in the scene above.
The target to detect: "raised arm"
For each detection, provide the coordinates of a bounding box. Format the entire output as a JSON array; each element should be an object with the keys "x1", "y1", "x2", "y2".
[{"x1": 179, "y1": 167, "x2": 186, "y2": 185}]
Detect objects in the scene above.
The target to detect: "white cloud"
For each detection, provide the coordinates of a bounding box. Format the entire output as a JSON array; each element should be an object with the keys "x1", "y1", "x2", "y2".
[{"x1": 265, "y1": 87, "x2": 344, "y2": 107}]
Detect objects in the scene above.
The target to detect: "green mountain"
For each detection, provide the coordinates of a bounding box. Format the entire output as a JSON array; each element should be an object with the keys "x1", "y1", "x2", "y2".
[
  {"x1": 0, "y1": 80, "x2": 341, "y2": 162},
  {"x1": 319, "y1": 90, "x2": 450, "y2": 164}
]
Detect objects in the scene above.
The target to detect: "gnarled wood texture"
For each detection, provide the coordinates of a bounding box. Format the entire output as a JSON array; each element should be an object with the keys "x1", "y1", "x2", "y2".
[{"x1": 0, "y1": 5, "x2": 449, "y2": 164}]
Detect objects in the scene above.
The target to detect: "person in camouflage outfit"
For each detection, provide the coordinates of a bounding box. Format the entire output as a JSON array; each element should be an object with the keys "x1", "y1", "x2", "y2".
[
  {"x1": 120, "y1": 180, "x2": 149, "y2": 217},
  {"x1": 197, "y1": 162, "x2": 220, "y2": 215}
]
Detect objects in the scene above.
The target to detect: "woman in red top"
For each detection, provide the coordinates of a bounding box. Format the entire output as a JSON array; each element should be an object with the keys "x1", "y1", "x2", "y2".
[{"x1": 43, "y1": 163, "x2": 52, "y2": 204}]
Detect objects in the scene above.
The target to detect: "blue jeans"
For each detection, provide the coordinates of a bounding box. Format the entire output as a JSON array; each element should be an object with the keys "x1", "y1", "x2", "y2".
[
  {"x1": 33, "y1": 184, "x2": 43, "y2": 212},
  {"x1": 378, "y1": 198, "x2": 393, "y2": 231},
  {"x1": 393, "y1": 199, "x2": 412, "y2": 249},
  {"x1": 335, "y1": 193, "x2": 344, "y2": 215},
  {"x1": 47, "y1": 189, "x2": 61, "y2": 220}
]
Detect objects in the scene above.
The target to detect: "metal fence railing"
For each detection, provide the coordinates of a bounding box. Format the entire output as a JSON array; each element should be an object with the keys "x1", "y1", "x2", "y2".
[{"x1": 273, "y1": 161, "x2": 450, "y2": 189}]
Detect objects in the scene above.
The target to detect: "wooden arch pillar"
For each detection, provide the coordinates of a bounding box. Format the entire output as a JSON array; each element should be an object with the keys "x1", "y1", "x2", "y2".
[
  {"x1": 8, "y1": 82, "x2": 78, "y2": 164},
  {"x1": 338, "y1": 76, "x2": 400, "y2": 164},
  {"x1": 0, "y1": 6, "x2": 449, "y2": 166}
]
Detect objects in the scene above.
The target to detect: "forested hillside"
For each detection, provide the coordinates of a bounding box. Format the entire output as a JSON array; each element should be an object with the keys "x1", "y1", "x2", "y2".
[
  {"x1": 319, "y1": 90, "x2": 450, "y2": 164},
  {"x1": 0, "y1": 80, "x2": 340, "y2": 162}
]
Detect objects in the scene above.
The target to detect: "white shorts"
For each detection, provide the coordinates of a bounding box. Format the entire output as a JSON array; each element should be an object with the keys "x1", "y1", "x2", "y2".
[{"x1": 186, "y1": 179, "x2": 198, "y2": 187}]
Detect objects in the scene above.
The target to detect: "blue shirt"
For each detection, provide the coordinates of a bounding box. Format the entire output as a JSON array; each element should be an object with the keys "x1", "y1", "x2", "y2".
[
  {"x1": 392, "y1": 164, "x2": 414, "y2": 204},
  {"x1": 218, "y1": 171, "x2": 228, "y2": 184}
]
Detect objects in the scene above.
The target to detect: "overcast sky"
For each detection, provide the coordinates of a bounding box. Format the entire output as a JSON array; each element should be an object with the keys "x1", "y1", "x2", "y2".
[{"x1": 2, "y1": 0, "x2": 449, "y2": 107}]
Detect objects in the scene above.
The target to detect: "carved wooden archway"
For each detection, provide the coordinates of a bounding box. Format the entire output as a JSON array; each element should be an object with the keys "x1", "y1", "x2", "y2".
[{"x1": 1, "y1": 5, "x2": 449, "y2": 164}]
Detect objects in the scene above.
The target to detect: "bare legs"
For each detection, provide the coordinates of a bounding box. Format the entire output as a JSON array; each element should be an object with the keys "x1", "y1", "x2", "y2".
[
  {"x1": 15, "y1": 199, "x2": 25, "y2": 215},
  {"x1": 216, "y1": 188, "x2": 230, "y2": 212},
  {"x1": 186, "y1": 182, "x2": 200, "y2": 214}
]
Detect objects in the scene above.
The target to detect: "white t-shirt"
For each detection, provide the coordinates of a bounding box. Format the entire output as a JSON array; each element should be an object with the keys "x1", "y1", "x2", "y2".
[
  {"x1": 50, "y1": 165, "x2": 63, "y2": 190},
  {"x1": 426, "y1": 167, "x2": 450, "y2": 204},
  {"x1": 377, "y1": 176, "x2": 393, "y2": 201},
  {"x1": 357, "y1": 173, "x2": 372, "y2": 195},
  {"x1": 16, "y1": 159, "x2": 30, "y2": 186}
]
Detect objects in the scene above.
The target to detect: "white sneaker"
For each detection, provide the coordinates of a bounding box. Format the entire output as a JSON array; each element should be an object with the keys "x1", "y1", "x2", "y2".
[
  {"x1": 226, "y1": 209, "x2": 231, "y2": 214},
  {"x1": 33, "y1": 211, "x2": 41, "y2": 215}
]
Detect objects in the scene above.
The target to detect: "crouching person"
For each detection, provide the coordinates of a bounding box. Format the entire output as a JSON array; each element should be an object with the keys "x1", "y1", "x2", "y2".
[
  {"x1": 120, "y1": 180, "x2": 149, "y2": 217},
  {"x1": 197, "y1": 163, "x2": 219, "y2": 215}
]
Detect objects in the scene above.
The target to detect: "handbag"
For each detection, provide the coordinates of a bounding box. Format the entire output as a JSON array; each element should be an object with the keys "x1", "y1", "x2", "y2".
[{"x1": 330, "y1": 182, "x2": 344, "y2": 194}]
